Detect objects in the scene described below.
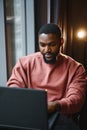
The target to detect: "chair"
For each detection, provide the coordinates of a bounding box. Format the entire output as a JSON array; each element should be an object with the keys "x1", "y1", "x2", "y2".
[{"x1": 79, "y1": 78, "x2": 87, "y2": 130}]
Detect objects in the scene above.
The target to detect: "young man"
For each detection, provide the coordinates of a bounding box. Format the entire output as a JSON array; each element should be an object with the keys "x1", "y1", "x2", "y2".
[{"x1": 7, "y1": 23, "x2": 87, "y2": 130}]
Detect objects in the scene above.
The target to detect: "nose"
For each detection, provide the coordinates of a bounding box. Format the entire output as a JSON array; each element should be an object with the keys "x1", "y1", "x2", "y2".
[{"x1": 45, "y1": 45, "x2": 51, "y2": 52}]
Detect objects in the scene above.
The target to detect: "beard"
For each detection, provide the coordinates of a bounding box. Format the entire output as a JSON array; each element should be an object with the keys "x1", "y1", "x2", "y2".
[{"x1": 42, "y1": 52, "x2": 58, "y2": 64}]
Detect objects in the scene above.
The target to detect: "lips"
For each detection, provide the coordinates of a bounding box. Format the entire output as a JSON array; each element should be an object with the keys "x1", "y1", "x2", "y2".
[{"x1": 44, "y1": 53, "x2": 53, "y2": 60}]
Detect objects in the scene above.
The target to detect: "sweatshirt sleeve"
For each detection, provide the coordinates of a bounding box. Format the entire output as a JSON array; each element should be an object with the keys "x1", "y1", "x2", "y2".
[
  {"x1": 7, "y1": 58, "x2": 28, "y2": 88},
  {"x1": 58, "y1": 64, "x2": 87, "y2": 115}
]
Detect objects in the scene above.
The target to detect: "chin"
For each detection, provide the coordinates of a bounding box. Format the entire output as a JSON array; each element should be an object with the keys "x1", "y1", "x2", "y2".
[
  {"x1": 42, "y1": 53, "x2": 58, "y2": 64},
  {"x1": 44, "y1": 58, "x2": 56, "y2": 64}
]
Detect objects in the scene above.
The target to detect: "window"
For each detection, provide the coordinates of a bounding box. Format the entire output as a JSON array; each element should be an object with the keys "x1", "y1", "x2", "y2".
[{"x1": 5, "y1": 0, "x2": 26, "y2": 78}]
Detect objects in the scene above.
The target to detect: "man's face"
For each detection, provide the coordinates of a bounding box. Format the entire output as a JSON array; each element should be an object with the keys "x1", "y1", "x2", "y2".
[{"x1": 38, "y1": 33, "x2": 61, "y2": 64}]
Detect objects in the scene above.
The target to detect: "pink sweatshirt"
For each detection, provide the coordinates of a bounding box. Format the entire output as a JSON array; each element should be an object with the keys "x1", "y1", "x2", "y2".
[{"x1": 7, "y1": 52, "x2": 87, "y2": 114}]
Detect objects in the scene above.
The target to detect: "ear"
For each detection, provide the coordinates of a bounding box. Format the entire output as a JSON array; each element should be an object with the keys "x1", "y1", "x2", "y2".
[
  {"x1": 60, "y1": 38, "x2": 64, "y2": 45},
  {"x1": 60, "y1": 38, "x2": 64, "y2": 52}
]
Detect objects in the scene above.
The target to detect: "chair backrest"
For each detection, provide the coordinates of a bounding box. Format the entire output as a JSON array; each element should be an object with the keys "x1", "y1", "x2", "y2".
[{"x1": 79, "y1": 78, "x2": 87, "y2": 130}]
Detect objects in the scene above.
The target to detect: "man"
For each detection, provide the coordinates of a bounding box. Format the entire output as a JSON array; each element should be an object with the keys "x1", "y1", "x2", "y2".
[{"x1": 7, "y1": 23, "x2": 87, "y2": 130}]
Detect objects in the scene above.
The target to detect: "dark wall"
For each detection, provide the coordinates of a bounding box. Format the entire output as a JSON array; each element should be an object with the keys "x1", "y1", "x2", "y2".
[
  {"x1": 69, "y1": 0, "x2": 87, "y2": 73},
  {"x1": 58, "y1": 0, "x2": 87, "y2": 74},
  {"x1": 34, "y1": 0, "x2": 47, "y2": 52}
]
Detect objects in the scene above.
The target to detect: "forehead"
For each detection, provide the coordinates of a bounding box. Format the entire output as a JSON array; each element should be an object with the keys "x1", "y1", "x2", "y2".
[{"x1": 38, "y1": 33, "x2": 60, "y2": 42}]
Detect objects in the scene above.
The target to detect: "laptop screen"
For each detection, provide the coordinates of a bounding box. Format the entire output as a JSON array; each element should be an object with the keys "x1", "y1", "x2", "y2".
[{"x1": 0, "y1": 86, "x2": 48, "y2": 130}]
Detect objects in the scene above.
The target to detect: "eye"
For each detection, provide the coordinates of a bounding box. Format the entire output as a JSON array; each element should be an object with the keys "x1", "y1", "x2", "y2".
[
  {"x1": 39, "y1": 43, "x2": 46, "y2": 47},
  {"x1": 50, "y1": 43, "x2": 57, "y2": 46}
]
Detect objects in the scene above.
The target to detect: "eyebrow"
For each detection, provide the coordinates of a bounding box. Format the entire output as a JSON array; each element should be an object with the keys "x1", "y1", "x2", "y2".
[
  {"x1": 39, "y1": 42, "x2": 58, "y2": 47},
  {"x1": 39, "y1": 40, "x2": 59, "y2": 44}
]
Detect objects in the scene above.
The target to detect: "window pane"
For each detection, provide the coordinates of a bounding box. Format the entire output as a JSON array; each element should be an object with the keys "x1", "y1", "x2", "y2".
[{"x1": 4, "y1": 0, "x2": 26, "y2": 78}]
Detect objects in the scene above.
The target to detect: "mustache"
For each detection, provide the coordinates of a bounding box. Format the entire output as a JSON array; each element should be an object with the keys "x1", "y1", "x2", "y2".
[{"x1": 43, "y1": 52, "x2": 53, "y2": 55}]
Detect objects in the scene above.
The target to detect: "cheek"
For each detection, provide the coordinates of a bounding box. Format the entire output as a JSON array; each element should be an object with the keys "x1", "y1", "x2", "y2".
[
  {"x1": 52, "y1": 46, "x2": 60, "y2": 53},
  {"x1": 39, "y1": 46, "x2": 44, "y2": 53}
]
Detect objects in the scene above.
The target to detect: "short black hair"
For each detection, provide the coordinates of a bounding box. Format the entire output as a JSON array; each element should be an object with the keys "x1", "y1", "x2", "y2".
[{"x1": 38, "y1": 23, "x2": 61, "y2": 38}]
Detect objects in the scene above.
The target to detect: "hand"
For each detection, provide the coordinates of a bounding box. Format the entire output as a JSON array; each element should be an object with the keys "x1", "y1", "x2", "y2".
[{"x1": 48, "y1": 101, "x2": 60, "y2": 114}]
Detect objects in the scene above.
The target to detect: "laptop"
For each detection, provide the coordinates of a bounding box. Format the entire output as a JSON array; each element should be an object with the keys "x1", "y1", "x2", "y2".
[{"x1": 0, "y1": 86, "x2": 48, "y2": 130}]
